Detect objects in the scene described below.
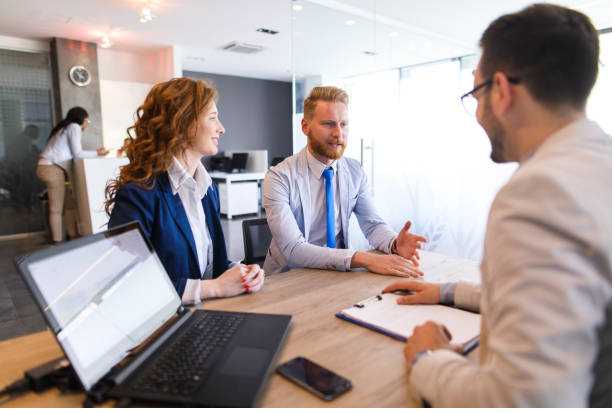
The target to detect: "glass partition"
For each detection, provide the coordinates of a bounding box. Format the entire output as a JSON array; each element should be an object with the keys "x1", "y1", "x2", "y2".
[
  {"x1": 0, "y1": 49, "x2": 54, "y2": 236},
  {"x1": 290, "y1": 1, "x2": 611, "y2": 260}
]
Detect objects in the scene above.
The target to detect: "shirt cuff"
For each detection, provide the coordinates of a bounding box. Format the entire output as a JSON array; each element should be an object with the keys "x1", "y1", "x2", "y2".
[
  {"x1": 409, "y1": 348, "x2": 467, "y2": 406},
  {"x1": 387, "y1": 235, "x2": 397, "y2": 255},
  {"x1": 182, "y1": 278, "x2": 202, "y2": 305},
  {"x1": 439, "y1": 282, "x2": 456, "y2": 305},
  {"x1": 343, "y1": 249, "x2": 356, "y2": 271}
]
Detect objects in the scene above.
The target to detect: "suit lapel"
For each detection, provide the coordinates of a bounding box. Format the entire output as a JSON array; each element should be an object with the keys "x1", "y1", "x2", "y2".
[
  {"x1": 297, "y1": 148, "x2": 312, "y2": 240},
  {"x1": 159, "y1": 173, "x2": 199, "y2": 267}
]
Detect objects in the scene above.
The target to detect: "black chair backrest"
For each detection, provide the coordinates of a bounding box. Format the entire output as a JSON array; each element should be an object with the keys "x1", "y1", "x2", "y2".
[{"x1": 242, "y1": 218, "x2": 272, "y2": 266}]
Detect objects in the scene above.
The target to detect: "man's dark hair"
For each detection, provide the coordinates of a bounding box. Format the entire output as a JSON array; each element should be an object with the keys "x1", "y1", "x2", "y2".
[{"x1": 479, "y1": 3, "x2": 599, "y2": 110}]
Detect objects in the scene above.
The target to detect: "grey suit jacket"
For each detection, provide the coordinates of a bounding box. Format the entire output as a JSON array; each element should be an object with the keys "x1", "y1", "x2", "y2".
[
  {"x1": 410, "y1": 119, "x2": 612, "y2": 407},
  {"x1": 263, "y1": 147, "x2": 397, "y2": 274}
]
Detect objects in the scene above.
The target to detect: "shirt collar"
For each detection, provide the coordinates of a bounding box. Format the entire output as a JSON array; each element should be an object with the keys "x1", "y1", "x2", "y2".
[
  {"x1": 167, "y1": 156, "x2": 212, "y2": 199},
  {"x1": 306, "y1": 147, "x2": 338, "y2": 179}
]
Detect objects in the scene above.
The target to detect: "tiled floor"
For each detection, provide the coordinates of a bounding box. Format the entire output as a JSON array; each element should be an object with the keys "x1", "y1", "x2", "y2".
[
  {"x1": 0, "y1": 234, "x2": 49, "y2": 341},
  {"x1": 0, "y1": 211, "x2": 264, "y2": 342}
]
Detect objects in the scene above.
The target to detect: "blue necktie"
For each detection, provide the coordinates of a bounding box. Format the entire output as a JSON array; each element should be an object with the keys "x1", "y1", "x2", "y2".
[{"x1": 323, "y1": 167, "x2": 335, "y2": 248}]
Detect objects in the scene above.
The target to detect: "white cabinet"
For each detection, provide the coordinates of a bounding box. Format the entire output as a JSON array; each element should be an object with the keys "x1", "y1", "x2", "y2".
[{"x1": 218, "y1": 181, "x2": 259, "y2": 219}]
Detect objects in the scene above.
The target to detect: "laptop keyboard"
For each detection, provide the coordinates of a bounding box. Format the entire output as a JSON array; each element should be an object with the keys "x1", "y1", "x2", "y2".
[{"x1": 129, "y1": 311, "x2": 245, "y2": 397}]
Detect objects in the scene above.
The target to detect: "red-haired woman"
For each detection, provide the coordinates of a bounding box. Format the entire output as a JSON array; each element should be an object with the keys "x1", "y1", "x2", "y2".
[{"x1": 106, "y1": 78, "x2": 264, "y2": 303}]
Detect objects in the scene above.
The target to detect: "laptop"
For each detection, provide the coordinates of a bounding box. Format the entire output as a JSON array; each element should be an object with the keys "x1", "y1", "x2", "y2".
[{"x1": 15, "y1": 221, "x2": 291, "y2": 407}]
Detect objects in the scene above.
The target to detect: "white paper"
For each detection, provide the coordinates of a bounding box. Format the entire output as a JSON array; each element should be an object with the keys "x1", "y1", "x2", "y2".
[
  {"x1": 339, "y1": 251, "x2": 482, "y2": 343},
  {"x1": 341, "y1": 293, "x2": 480, "y2": 344}
]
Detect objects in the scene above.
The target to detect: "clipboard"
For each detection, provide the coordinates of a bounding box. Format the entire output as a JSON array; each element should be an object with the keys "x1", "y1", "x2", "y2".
[{"x1": 335, "y1": 293, "x2": 481, "y2": 352}]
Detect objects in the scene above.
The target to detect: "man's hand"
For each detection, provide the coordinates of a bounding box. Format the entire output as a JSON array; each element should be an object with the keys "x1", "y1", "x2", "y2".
[
  {"x1": 382, "y1": 280, "x2": 440, "y2": 304},
  {"x1": 351, "y1": 251, "x2": 423, "y2": 278},
  {"x1": 393, "y1": 221, "x2": 427, "y2": 266},
  {"x1": 404, "y1": 321, "x2": 458, "y2": 373}
]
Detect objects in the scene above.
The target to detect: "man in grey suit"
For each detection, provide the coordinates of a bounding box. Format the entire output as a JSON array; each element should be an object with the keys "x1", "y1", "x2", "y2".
[
  {"x1": 383, "y1": 3, "x2": 611, "y2": 407},
  {"x1": 263, "y1": 86, "x2": 427, "y2": 276}
]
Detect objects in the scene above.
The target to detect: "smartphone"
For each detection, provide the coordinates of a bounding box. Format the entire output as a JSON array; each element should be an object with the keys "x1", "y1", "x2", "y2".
[{"x1": 276, "y1": 356, "x2": 353, "y2": 401}]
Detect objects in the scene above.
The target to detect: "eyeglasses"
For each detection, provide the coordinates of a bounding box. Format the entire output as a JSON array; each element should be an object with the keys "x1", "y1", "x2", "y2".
[{"x1": 460, "y1": 76, "x2": 521, "y2": 116}]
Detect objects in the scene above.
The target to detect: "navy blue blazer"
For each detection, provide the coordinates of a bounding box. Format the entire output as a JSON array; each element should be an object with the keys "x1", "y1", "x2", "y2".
[{"x1": 108, "y1": 172, "x2": 232, "y2": 296}]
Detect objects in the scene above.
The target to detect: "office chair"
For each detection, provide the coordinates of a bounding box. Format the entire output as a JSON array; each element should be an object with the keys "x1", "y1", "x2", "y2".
[
  {"x1": 271, "y1": 157, "x2": 286, "y2": 167},
  {"x1": 242, "y1": 218, "x2": 272, "y2": 268}
]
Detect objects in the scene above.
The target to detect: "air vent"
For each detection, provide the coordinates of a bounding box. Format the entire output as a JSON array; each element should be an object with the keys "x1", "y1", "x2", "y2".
[
  {"x1": 221, "y1": 41, "x2": 264, "y2": 54},
  {"x1": 256, "y1": 27, "x2": 279, "y2": 35},
  {"x1": 363, "y1": 50, "x2": 378, "y2": 56}
]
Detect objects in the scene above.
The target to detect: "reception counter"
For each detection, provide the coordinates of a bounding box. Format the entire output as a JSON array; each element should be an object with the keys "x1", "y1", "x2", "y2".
[{"x1": 73, "y1": 157, "x2": 128, "y2": 235}]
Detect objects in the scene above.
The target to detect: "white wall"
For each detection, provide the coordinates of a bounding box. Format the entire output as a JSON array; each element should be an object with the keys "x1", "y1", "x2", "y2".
[
  {"x1": 99, "y1": 80, "x2": 152, "y2": 150},
  {"x1": 97, "y1": 47, "x2": 177, "y2": 149}
]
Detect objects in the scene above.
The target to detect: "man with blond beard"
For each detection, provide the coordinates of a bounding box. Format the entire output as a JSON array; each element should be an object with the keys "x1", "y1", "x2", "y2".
[{"x1": 264, "y1": 86, "x2": 427, "y2": 277}]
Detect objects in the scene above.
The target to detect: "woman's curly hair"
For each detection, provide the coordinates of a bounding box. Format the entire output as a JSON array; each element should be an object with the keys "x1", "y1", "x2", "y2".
[{"x1": 104, "y1": 77, "x2": 218, "y2": 215}]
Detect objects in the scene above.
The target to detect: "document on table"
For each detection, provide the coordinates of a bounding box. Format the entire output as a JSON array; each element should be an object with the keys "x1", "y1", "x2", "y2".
[
  {"x1": 336, "y1": 250, "x2": 481, "y2": 344},
  {"x1": 336, "y1": 293, "x2": 480, "y2": 344}
]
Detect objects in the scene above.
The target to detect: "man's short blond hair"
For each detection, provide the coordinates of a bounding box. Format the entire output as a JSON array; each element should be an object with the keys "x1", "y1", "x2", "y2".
[{"x1": 303, "y1": 86, "x2": 349, "y2": 120}]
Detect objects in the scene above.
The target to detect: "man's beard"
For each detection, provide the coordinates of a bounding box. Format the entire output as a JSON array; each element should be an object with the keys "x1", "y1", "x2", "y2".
[
  {"x1": 308, "y1": 135, "x2": 346, "y2": 160},
  {"x1": 482, "y1": 96, "x2": 508, "y2": 163}
]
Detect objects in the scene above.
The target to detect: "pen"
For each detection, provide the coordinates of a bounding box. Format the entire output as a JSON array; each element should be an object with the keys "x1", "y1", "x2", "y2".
[{"x1": 388, "y1": 289, "x2": 415, "y2": 296}]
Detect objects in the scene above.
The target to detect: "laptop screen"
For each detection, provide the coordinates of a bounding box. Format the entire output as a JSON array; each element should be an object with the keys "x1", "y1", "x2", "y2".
[{"x1": 20, "y1": 224, "x2": 181, "y2": 390}]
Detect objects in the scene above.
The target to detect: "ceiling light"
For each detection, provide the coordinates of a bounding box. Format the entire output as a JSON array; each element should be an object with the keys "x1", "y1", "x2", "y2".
[
  {"x1": 139, "y1": 6, "x2": 156, "y2": 23},
  {"x1": 388, "y1": 31, "x2": 399, "y2": 38},
  {"x1": 345, "y1": 19, "x2": 356, "y2": 26},
  {"x1": 100, "y1": 35, "x2": 112, "y2": 48},
  {"x1": 292, "y1": 4, "x2": 303, "y2": 11}
]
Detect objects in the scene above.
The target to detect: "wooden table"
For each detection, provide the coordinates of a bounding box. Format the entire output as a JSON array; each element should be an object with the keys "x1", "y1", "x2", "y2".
[{"x1": 0, "y1": 268, "x2": 424, "y2": 407}]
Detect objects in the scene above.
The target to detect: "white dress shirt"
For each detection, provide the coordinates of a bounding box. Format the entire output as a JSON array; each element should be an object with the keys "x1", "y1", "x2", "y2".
[
  {"x1": 167, "y1": 157, "x2": 214, "y2": 305},
  {"x1": 39, "y1": 123, "x2": 98, "y2": 166},
  {"x1": 306, "y1": 150, "x2": 345, "y2": 248}
]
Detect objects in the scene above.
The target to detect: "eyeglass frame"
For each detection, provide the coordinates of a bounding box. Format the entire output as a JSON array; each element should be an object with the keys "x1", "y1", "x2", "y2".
[{"x1": 460, "y1": 75, "x2": 522, "y2": 114}]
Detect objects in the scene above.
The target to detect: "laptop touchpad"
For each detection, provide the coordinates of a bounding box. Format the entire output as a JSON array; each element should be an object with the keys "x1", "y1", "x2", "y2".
[{"x1": 220, "y1": 347, "x2": 270, "y2": 377}]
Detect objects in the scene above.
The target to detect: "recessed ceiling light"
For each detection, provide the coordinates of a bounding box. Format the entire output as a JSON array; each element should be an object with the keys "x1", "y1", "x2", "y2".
[
  {"x1": 292, "y1": 4, "x2": 303, "y2": 11},
  {"x1": 139, "y1": 6, "x2": 156, "y2": 23},
  {"x1": 100, "y1": 35, "x2": 112, "y2": 48},
  {"x1": 388, "y1": 31, "x2": 399, "y2": 38},
  {"x1": 345, "y1": 19, "x2": 356, "y2": 26}
]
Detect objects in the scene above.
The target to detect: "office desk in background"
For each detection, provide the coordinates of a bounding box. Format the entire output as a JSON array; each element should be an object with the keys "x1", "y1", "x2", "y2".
[
  {"x1": 210, "y1": 171, "x2": 265, "y2": 219},
  {"x1": 0, "y1": 251, "x2": 480, "y2": 407}
]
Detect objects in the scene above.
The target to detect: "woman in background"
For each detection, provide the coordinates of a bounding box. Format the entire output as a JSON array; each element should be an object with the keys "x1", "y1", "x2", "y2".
[
  {"x1": 105, "y1": 78, "x2": 264, "y2": 304},
  {"x1": 37, "y1": 106, "x2": 109, "y2": 243}
]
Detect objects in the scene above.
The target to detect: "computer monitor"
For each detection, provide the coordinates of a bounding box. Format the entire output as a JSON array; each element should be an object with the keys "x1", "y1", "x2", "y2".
[{"x1": 231, "y1": 152, "x2": 248, "y2": 172}]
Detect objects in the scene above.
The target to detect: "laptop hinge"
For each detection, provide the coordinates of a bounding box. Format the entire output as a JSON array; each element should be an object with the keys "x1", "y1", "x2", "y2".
[{"x1": 103, "y1": 309, "x2": 193, "y2": 386}]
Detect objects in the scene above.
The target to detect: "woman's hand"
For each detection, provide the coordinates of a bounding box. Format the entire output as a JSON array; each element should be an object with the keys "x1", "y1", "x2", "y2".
[
  {"x1": 203, "y1": 263, "x2": 265, "y2": 299},
  {"x1": 243, "y1": 264, "x2": 265, "y2": 293},
  {"x1": 96, "y1": 147, "x2": 110, "y2": 156}
]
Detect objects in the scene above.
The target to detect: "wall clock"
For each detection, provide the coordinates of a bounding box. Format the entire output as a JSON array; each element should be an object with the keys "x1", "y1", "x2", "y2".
[{"x1": 69, "y1": 65, "x2": 91, "y2": 87}]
